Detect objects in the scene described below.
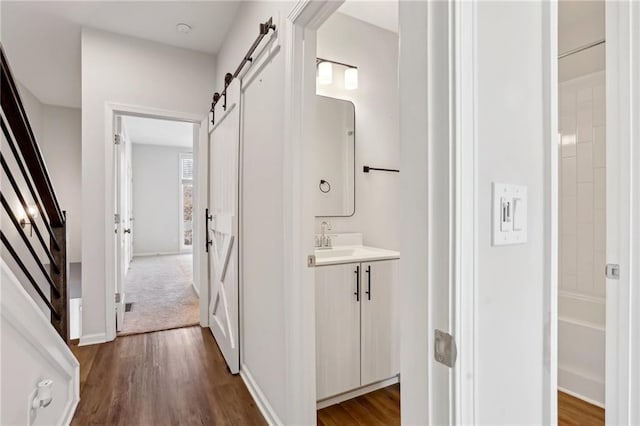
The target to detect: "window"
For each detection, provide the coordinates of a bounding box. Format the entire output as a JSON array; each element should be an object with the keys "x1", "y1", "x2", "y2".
[{"x1": 180, "y1": 153, "x2": 193, "y2": 248}]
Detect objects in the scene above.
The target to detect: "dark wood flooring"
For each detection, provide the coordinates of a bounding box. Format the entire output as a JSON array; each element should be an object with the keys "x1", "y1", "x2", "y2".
[
  {"x1": 558, "y1": 391, "x2": 605, "y2": 426},
  {"x1": 71, "y1": 326, "x2": 265, "y2": 425},
  {"x1": 317, "y1": 384, "x2": 400, "y2": 426}
]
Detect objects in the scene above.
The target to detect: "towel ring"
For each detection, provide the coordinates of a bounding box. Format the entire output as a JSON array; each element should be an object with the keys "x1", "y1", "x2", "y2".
[{"x1": 319, "y1": 179, "x2": 331, "y2": 193}]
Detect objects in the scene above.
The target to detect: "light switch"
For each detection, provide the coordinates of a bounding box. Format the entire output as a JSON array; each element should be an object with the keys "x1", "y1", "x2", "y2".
[{"x1": 493, "y1": 183, "x2": 527, "y2": 246}]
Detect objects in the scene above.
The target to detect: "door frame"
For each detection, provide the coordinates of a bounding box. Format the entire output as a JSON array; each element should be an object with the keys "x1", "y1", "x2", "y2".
[
  {"x1": 103, "y1": 103, "x2": 207, "y2": 341},
  {"x1": 605, "y1": 2, "x2": 640, "y2": 424},
  {"x1": 283, "y1": 1, "x2": 343, "y2": 423}
]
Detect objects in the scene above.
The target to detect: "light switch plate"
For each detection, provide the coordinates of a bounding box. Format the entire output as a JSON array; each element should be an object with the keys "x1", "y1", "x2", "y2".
[{"x1": 493, "y1": 183, "x2": 527, "y2": 246}]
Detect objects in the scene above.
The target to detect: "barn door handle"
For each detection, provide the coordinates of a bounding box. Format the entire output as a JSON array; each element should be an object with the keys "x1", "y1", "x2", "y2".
[{"x1": 205, "y1": 208, "x2": 213, "y2": 252}]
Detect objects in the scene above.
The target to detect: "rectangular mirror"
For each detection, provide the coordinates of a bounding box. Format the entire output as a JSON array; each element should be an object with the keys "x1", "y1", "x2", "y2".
[{"x1": 314, "y1": 95, "x2": 356, "y2": 217}]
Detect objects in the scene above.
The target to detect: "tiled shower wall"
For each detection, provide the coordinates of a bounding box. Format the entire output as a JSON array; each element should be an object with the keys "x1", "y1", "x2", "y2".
[{"x1": 558, "y1": 70, "x2": 606, "y2": 405}]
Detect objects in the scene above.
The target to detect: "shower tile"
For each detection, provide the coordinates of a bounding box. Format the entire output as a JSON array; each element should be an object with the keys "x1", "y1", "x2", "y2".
[
  {"x1": 593, "y1": 126, "x2": 606, "y2": 167},
  {"x1": 593, "y1": 83, "x2": 606, "y2": 127},
  {"x1": 594, "y1": 208, "x2": 606, "y2": 254},
  {"x1": 562, "y1": 236, "x2": 578, "y2": 276},
  {"x1": 594, "y1": 168, "x2": 606, "y2": 210},
  {"x1": 561, "y1": 133, "x2": 577, "y2": 158},
  {"x1": 562, "y1": 195, "x2": 577, "y2": 236},
  {"x1": 562, "y1": 157, "x2": 577, "y2": 197},
  {"x1": 577, "y1": 101, "x2": 593, "y2": 142},
  {"x1": 577, "y1": 182, "x2": 594, "y2": 224},
  {"x1": 577, "y1": 142, "x2": 593, "y2": 182}
]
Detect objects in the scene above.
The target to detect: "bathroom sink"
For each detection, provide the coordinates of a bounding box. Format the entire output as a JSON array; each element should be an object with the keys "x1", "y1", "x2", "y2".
[{"x1": 314, "y1": 245, "x2": 400, "y2": 266}]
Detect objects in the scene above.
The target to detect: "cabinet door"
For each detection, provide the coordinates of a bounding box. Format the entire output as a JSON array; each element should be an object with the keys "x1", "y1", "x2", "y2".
[
  {"x1": 316, "y1": 263, "x2": 362, "y2": 400},
  {"x1": 361, "y1": 260, "x2": 399, "y2": 385}
]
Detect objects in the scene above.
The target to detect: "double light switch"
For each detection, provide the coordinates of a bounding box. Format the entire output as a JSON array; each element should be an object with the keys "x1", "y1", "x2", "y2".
[{"x1": 493, "y1": 183, "x2": 527, "y2": 246}]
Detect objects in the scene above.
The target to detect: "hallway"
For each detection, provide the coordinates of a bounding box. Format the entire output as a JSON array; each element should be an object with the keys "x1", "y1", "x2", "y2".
[
  {"x1": 120, "y1": 254, "x2": 199, "y2": 336},
  {"x1": 71, "y1": 327, "x2": 265, "y2": 425}
]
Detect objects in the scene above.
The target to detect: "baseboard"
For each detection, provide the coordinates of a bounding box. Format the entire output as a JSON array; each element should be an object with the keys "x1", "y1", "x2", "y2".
[
  {"x1": 61, "y1": 397, "x2": 79, "y2": 426},
  {"x1": 191, "y1": 281, "x2": 200, "y2": 297},
  {"x1": 316, "y1": 376, "x2": 400, "y2": 409},
  {"x1": 558, "y1": 365, "x2": 605, "y2": 407},
  {"x1": 558, "y1": 386, "x2": 605, "y2": 409},
  {"x1": 79, "y1": 332, "x2": 107, "y2": 346},
  {"x1": 133, "y1": 251, "x2": 187, "y2": 257},
  {"x1": 240, "y1": 365, "x2": 283, "y2": 425}
]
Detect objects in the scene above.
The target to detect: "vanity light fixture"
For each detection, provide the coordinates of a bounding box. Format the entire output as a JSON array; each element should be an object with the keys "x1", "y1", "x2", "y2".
[
  {"x1": 344, "y1": 67, "x2": 358, "y2": 90},
  {"x1": 318, "y1": 61, "x2": 333, "y2": 85},
  {"x1": 316, "y1": 57, "x2": 358, "y2": 89}
]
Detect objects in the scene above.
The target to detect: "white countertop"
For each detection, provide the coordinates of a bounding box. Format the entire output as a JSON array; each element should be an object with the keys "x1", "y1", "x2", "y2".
[{"x1": 314, "y1": 245, "x2": 400, "y2": 266}]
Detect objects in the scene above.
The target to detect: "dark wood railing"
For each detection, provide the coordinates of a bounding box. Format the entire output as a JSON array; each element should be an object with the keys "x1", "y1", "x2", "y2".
[{"x1": 1, "y1": 44, "x2": 69, "y2": 343}]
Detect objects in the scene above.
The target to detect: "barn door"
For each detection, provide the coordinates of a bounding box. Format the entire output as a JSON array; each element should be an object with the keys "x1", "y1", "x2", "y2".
[{"x1": 208, "y1": 79, "x2": 240, "y2": 374}]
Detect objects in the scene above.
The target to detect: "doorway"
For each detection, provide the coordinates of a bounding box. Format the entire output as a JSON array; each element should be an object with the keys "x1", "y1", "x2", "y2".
[{"x1": 113, "y1": 113, "x2": 200, "y2": 336}]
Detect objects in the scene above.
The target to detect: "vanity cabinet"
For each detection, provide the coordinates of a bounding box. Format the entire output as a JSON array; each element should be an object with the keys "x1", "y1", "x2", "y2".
[{"x1": 315, "y1": 260, "x2": 399, "y2": 401}]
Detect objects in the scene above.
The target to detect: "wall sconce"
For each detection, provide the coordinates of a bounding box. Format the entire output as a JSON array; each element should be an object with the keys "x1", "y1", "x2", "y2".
[
  {"x1": 19, "y1": 205, "x2": 38, "y2": 236},
  {"x1": 318, "y1": 61, "x2": 333, "y2": 85},
  {"x1": 316, "y1": 57, "x2": 358, "y2": 90}
]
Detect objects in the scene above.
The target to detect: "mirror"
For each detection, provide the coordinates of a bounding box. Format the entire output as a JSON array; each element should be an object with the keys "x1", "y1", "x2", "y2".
[{"x1": 314, "y1": 95, "x2": 355, "y2": 217}]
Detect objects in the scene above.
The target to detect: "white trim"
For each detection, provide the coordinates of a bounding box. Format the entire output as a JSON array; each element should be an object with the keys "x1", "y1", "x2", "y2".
[
  {"x1": 132, "y1": 251, "x2": 191, "y2": 257},
  {"x1": 316, "y1": 376, "x2": 399, "y2": 410},
  {"x1": 558, "y1": 386, "x2": 605, "y2": 410},
  {"x1": 179, "y1": 152, "x2": 195, "y2": 252},
  {"x1": 605, "y1": 2, "x2": 640, "y2": 424},
  {"x1": 542, "y1": 1, "x2": 559, "y2": 424},
  {"x1": 282, "y1": 1, "x2": 343, "y2": 424},
  {"x1": 240, "y1": 365, "x2": 284, "y2": 426},
  {"x1": 103, "y1": 102, "x2": 205, "y2": 342},
  {"x1": 453, "y1": 1, "x2": 478, "y2": 423},
  {"x1": 79, "y1": 332, "x2": 108, "y2": 347},
  {"x1": 1, "y1": 261, "x2": 80, "y2": 424}
]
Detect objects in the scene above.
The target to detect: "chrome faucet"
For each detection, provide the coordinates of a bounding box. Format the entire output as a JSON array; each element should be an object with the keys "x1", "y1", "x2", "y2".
[{"x1": 318, "y1": 221, "x2": 332, "y2": 249}]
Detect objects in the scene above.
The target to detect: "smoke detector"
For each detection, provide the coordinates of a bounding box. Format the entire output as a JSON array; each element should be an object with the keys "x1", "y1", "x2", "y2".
[{"x1": 176, "y1": 23, "x2": 192, "y2": 34}]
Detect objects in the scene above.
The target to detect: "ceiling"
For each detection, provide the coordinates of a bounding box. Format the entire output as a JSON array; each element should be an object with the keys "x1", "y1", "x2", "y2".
[
  {"x1": 123, "y1": 116, "x2": 194, "y2": 149},
  {"x1": 0, "y1": 1, "x2": 240, "y2": 108},
  {"x1": 338, "y1": 0, "x2": 398, "y2": 33}
]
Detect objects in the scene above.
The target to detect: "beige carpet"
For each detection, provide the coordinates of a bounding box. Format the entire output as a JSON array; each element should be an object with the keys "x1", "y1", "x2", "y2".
[{"x1": 119, "y1": 254, "x2": 199, "y2": 336}]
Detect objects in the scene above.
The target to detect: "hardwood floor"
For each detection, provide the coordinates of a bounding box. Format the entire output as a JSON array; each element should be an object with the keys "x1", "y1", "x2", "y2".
[
  {"x1": 558, "y1": 391, "x2": 605, "y2": 426},
  {"x1": 71, "y1": 326, "x2": 265, "y2": 425},
  {"x1": 317, "y1": 384, "x2": 400, "y2": 426}
]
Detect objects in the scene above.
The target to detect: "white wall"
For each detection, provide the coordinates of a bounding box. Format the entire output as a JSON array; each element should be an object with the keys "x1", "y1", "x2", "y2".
[
  {"x1": 80, "y1": 28, "x2": 215, "y2": 342},
  {"x1": 131, "y1": 143, "x2": 191, "y2": 255},
  {"x1": 41, "y1": 105, "x2": 82, "y2": 263},
  {"x1": 475, "y1": 2, "x2": 546, "y2": 423},
  {"x1": 315, "y1": 13, "x2": 400, "y2": 251},
  {"x1": 213, "y1": 2, "x2": 293, "y2": 423}
]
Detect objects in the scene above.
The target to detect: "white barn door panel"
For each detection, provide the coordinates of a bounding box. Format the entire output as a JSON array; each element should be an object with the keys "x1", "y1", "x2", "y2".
[{"x1": 208, "y1": 79, "x2": 241, "y2": 374}]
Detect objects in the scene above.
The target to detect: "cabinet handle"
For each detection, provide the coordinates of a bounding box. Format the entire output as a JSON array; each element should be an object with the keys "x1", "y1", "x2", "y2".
[
  {"x1": 354, "y1": 266, "x2": 360, "y2": 302},
  {"x1": 365, "y1": 265, "x2": 371, "y2": 300}
]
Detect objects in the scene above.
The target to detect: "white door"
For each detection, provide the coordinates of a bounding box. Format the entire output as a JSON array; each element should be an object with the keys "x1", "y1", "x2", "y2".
[
  {"x1": 315, "y1": 263, "x2": 361, "y2": 400},
  {"x1": 208, "y1": 79, "x2": 241, "y2": 374},
  {"x1": 361, "y1": 260, "x2": 399, "y2": 386},
  {"x1": 114, "y1": 116, "x2": 126, "y2": 332}
]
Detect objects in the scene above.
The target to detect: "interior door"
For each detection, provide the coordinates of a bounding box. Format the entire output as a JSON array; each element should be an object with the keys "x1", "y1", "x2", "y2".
[
  {"x1": 208, "y1": 79, "x2": 241, "y2": 374},
  {"x1": 114, "y1": 115, "x2": 126, "y2": 332},
  {"x1": 360, "y1": 260, "x2": 399, "y2": 386}
]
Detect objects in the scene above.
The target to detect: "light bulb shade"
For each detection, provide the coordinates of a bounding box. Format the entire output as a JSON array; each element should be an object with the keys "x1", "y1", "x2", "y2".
[
  {"x1": 318, "y1": 61, "x2": 333, "y2": 85},
  {"x1": 344, "y1": 67, "x2": 358, "y2": 90}
]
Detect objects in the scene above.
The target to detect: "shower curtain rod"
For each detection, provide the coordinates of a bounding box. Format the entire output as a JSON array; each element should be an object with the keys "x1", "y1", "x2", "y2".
[{"x1": 558, "y1": 38, "x2": 605, "y2": 59}]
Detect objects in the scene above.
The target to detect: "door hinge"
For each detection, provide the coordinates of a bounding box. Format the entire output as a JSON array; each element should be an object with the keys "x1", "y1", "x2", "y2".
[
  {"x1": 115, "y1": 293, "x2": 121, "y2": 303},
  {"x1": 606, "y1": 263, "x2": 620, "y2": 280},
  {"x1": 114, "y1": 213, "x2": 120, "y2": 224},
  {"x1": 114, "y1": 134, "x2": 122, "y2": 145},
  {"x1": 434, "y1": 329, "x2": 457, "y2": 368}
]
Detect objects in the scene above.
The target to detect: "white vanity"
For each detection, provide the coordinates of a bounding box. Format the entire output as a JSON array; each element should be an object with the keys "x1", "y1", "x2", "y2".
[{"x1": 314, "y1": 233, "x2": 400, "y2": 406}]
